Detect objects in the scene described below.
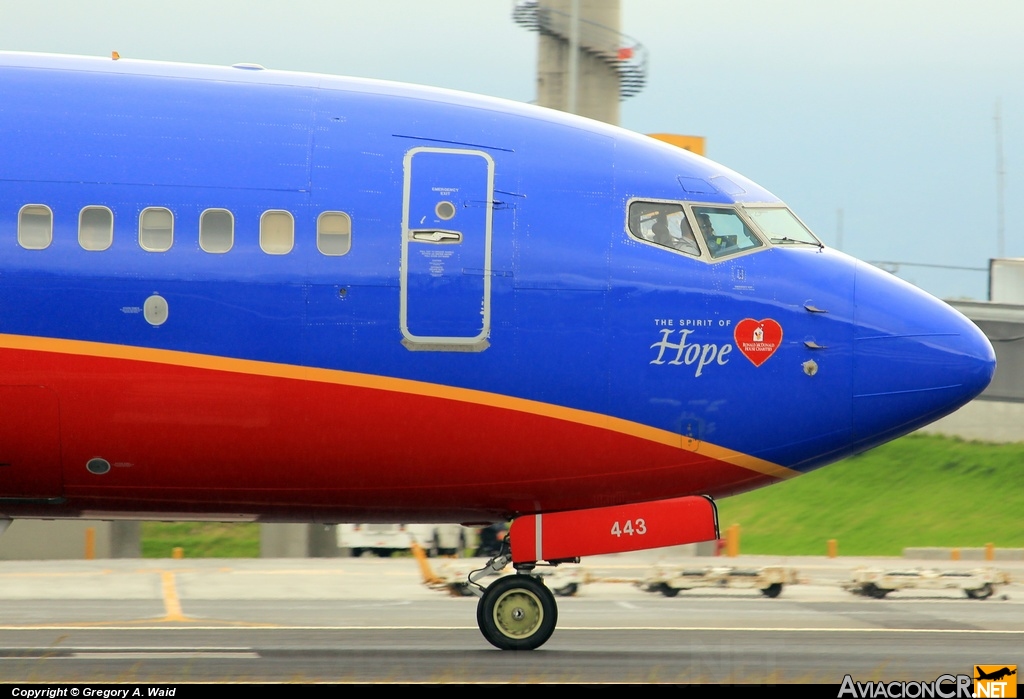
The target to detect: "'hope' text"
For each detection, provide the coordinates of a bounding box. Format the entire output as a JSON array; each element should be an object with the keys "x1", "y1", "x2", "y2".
[{"x1": 650, "y1": 329, "x2": 732, "y2": 377}]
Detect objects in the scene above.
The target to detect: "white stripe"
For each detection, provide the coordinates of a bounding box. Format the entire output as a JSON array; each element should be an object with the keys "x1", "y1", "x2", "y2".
[
  {"x1": 535, "y1": 514, "x2": 543, "y2": 562},
  {"x1": 0, "y1": 625, "x2": 1018, "y2": 635},
  {"x1": 71, "y1": 651, "x2": 259, "y2": 659}
]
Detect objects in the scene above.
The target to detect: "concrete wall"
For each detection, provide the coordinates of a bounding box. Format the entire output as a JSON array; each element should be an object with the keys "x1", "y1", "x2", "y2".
[
  {"x1": 0, "y1": 520, "x2": 139, "y2": 560},
  {"x1": 917, "y1": 399, "x2": 1024, "y2": 443},
  {"x1": 259, "y1": 523, "x2": 341, "y2": 558},
  {"x1": 904, "y1": 547, "x2": 1024, "y2": 561},
  {"x1": 948, "y1": 300, "x2": 1024, "y2": 403},
  {"x1": 0, "y1": 520, "x2": 345, "y2": 560},
  {"x1": 916, "y1": 299, "x2": 1024, "y2": 444}
]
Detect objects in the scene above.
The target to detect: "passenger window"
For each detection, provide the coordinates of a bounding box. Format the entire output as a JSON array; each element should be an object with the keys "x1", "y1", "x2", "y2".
[
  {"x1": 18, "y1": 204, "x2": 53, "y2": 250},
  {"x1": 260, "y1": 210, "x2": 294, "y2": 255},
  {"x1": 200, "y1": 208, "x2": 233, "y2": 253},
  {"x1": 692, "y1": 206, "x2": 763, "y2": 259},
  {"x1": 317, "y1": 211, "x2": 352, "y2": 256},
  {"x1": 79, "y1": 206, "x2": 113, "y2": 251},
  {"x1": 627, "y1": 201, "x2": 701, "y2": 257},
  {"x1": 139, "y1": 207, "x2": 174, "y2": 252}
]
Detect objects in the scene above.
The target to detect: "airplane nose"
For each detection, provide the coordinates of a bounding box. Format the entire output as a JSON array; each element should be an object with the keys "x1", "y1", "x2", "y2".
[{"x1": 851, "y1": 262, "x2": 996, "y2": 448}]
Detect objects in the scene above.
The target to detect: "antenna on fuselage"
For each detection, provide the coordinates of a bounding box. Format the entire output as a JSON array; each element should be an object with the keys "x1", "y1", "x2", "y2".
[
  {"x1": 837, "y1": 208, "x2": 844, "y2": 251},
  {"x1": 995, "y1": 99, "x2": 1006, "y2": 260}
]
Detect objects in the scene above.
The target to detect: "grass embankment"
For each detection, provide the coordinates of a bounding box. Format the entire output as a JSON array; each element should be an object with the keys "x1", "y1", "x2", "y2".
[
  {"x1": 140, "y1": 434, "x2": 1023, "y2": 557},
  {"x1": 140, "y1": 521, "x2": 259, "y2": 558},
  {"x1": 717, "y1": 433, "x2": 1024, "y2": 556}
]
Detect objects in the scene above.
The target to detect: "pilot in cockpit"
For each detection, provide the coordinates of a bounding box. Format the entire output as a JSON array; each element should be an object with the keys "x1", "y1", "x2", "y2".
[
  {"x1": 696, "y1": 212, "x2": 714, "y2": 238},
  {"x1": 650, "y1": 213, "x2": 674, "y2": 247},
  {"x1": 651, "y1": 210, "x2": 700, "y2": 256},
  {"x1": 669, "y1": 211, "x2": 700, "y2": 256},
  {"x1": 697, "y1": 212, "x2": 725, "y2": 255}
]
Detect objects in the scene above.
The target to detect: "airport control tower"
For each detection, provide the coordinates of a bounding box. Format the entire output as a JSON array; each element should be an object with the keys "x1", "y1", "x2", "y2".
[{"x1": 513, "y1": 0, "x2": 647, "y2": 126}]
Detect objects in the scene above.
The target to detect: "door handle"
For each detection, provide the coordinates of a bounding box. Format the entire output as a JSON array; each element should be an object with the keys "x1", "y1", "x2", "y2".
[{"x1": 410, "y1": 230, "x2": 462, "y2": 243}]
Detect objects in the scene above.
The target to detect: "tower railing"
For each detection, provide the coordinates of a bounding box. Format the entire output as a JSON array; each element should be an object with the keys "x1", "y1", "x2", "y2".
[{"x1": 512, "y1": 0, "x2": 647, "y2": 100}]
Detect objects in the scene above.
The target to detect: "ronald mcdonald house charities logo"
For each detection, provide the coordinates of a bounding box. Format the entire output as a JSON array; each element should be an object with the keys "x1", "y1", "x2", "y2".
[{"x1": 837, "y1": 666, "x2": 1016, "y2": 698}]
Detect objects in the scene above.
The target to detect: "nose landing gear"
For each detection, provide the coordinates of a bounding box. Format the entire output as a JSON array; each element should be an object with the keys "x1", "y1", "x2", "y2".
[
  {"x1": 476, "y1": 574, "x2": 557, "y2": 650},
  {"x1": 468, "y1": 495, "x2": 720, "y2": 650}
]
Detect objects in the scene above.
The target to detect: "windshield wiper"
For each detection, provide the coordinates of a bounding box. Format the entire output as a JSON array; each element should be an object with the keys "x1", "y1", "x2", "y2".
[{"x1": 770, "y1": 236, "x2": 823, "y2": 249}]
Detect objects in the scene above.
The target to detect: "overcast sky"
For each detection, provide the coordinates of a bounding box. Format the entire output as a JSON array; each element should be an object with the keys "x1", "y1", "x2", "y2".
[{"x1": 2, "y1": 0, "x2": 1021, "y2": 299}]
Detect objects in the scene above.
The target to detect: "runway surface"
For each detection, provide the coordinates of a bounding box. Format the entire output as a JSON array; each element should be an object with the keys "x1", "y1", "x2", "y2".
[{"x1": 0, "y1": 553, "x2": 1020, "y2": 683}]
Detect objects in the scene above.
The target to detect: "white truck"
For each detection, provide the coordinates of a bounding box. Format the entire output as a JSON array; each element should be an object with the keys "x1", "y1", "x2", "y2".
[{"x1": 336, "y1": 523, "x2": 474, "y2": 557}]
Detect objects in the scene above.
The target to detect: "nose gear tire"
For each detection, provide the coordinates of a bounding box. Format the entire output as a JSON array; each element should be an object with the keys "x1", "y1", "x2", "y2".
[{"x1": 477, "y1": 575, "x2": 557, "y2": 650}]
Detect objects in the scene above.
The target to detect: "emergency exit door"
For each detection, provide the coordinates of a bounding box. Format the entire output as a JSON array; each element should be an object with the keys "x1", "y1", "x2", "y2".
[{"x1": 400, "y1": 147, "x2": 494, "y2": 351}]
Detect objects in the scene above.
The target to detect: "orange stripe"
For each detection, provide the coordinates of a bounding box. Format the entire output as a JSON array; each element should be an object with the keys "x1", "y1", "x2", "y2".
[{"x1": 0, "y1": 332, "x2": 798, "y2": 480}]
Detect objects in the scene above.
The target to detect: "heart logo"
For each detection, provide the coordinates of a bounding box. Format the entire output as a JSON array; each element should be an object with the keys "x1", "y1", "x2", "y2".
[{"x1": 733, "y1": 318, "x2": 783, "y2": 367}]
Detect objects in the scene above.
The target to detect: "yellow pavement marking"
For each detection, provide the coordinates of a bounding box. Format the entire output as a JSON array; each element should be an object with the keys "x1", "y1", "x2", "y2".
[{"x1": 159, "y1": 571, "x2": 187, "y2": 622}]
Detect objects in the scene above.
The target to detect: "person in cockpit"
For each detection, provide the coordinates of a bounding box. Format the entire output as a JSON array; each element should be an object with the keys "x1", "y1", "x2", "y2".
[
  {"x1": 670, "y1": 211, "x2": 700, "y2": 256},
  {"x1": 651, "y1": 213, "x2": 675, "y2": 248},
  {"x1": 696, "y1": 212, "x2": 714, "y2": 238},
  {"x1": 697, "y1": 212, "x2": 726, "y2": 255},
  {"x1": 650, "y1": 210, "x2": 700, "y2": 257}
]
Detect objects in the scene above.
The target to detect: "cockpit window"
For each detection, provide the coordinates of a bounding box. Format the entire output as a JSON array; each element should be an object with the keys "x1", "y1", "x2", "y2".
[
  {"x1": 627, "y1": 201, "x2": 701, "y2": 257},
  {"x1": 692, "y1": 206, "x2": 764, "y2": 259},
  {"x1": 744, "y1": 206, "x2": 822, "y2": 247}
]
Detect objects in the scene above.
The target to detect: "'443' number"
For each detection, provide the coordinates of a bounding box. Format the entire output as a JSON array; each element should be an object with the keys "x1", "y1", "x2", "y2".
[{"x1": 610, "y1": 519, "x2": 647, "y2": 537}]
